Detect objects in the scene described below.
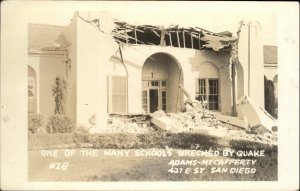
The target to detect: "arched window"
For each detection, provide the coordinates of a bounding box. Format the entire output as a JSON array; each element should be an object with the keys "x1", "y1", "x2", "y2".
[
  {"x1": 195, "y1": 62, "x2": 220, "y2": 111},
  {"x1": 28, "y1": 66, "x2": 37, "y2": 113}
]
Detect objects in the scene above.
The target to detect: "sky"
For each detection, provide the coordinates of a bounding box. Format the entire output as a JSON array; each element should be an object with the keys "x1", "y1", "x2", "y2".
[{"x1": 26, "y1": 1, "x2": 278, "y2": 45}]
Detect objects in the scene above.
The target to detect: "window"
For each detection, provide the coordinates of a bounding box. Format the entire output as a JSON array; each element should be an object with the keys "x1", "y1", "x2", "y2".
[
  {"x1": 142, "y1": 90, "x2": 148, "y2": 113},
  {"x1": 151, "y1": 81, "x2": 159, "y2": 86},
  {"x1": 142, "y1": 80, "x2": 167, "y2": 113},
  {"x1": 108, "y1": 76, "x2": 127, "y2": 113},
  {"x1": 195, "y1": 78, "x2": 219, "y2": 110},
  {"x1": 28, "y1": 66, "x2": 37, "y2": 113}
]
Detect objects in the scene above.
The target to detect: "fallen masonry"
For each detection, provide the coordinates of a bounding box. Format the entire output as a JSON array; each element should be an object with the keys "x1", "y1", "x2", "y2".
[{"x1": 89, "y1": 96, "x2": 278, "y2": 145}]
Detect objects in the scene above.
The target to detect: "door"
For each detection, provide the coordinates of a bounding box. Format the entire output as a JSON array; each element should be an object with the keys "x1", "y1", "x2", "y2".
[{"x1": 149, "y1": 89, "x2": 159, "y2": 113}]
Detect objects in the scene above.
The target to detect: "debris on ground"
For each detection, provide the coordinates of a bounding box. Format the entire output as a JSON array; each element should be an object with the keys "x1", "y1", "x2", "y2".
[
  {"x1": 89, "y1": 115, "x2": 151, "y2": 134},
  {"x1": 88, "y1": 95, "x2": 278, "y2": 145},
  {"x1": 106, "y1": 117, "x2": 150, "y2": 134},
  {"x1": 238, "y1": 96, "x2": 278, "y2": 132},
  {"x1": 151, "y1": 107, "x2": 277, "y2": 145},
  {"x1": 226, "y1": 129, "x2": 278, "y2": 145}
]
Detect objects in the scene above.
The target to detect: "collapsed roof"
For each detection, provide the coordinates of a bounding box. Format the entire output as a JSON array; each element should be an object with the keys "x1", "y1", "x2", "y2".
[
  {"x1": 28, "y1": 14, "x2": 238, "y2": 53},
  {"x1": 112, "y1": 21, "x2": 237, "y2": 52}
]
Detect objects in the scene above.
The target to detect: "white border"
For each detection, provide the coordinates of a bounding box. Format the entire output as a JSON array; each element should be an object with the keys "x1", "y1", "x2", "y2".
[{"x1": 1, "y1": 1, "x2": 299, "y2": 190}]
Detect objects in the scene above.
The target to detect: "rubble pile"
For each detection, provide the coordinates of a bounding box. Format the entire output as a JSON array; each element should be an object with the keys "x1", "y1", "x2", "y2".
[
  {"x1": 106, "y1": 118, "x2": 150, "y2": 134},
  {"x1": 226, "y1": 129, "x2": 278, "y2": 145},
  {"x1": 151, "y1": 110, "x2": 277, "y2": 145},
  {"x1": 168, "y1": 111, "x2": 226, "y2": 132}
]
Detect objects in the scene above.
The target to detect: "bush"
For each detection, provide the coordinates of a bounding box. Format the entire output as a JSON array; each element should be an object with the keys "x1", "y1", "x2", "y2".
[
  {"x1": 28, "y1": 113, "x2": 44, "y2": 133},
  {"x1": 70, "y1": 132, "x2": 222, "y2": 149},
  {"x1": 28, "y1": 133, "x2": 74, "y2": 150},
  {"x1": 46, "y1": 115, "x2": 75, "y2": 133},
  {"x1": 264, "y1": 76, "x2": 276, "y2": 117}
]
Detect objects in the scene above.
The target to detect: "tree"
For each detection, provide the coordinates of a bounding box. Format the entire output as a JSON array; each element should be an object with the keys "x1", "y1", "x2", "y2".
[{"x1": 264, "y1": 76, "x2": 275, "y2": 117}]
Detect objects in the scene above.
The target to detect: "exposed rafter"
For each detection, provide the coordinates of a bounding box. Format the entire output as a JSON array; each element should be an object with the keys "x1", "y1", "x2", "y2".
[{"x1": 112, "y1": 21, "x2": 237, "y2": 51}]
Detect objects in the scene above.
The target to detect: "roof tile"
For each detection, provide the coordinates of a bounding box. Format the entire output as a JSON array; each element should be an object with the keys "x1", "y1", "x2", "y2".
[
  {"x1": 28, "y1": 23, "x2": 69, "y2": 52},
  {"x1": 264, "y1": 45, "x2": 277, "y2": 64}
]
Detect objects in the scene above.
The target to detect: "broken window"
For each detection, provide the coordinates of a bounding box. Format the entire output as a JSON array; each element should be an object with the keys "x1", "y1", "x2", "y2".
[{"x1": 196, "y1": 78, "x2": 219, "y2": 111}]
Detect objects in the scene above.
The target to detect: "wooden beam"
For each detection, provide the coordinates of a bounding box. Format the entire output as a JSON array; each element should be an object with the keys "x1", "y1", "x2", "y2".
[
  {"x1": 191, "y1": 32, "x2": 193, "y2": 49},
  {"x1": 134, "y1": 27, "x2": 137, "y2": 44},
  {"x1": 125, "y1": 27, "x2": 128, "y2": 44},
  {"x1": 153, "y1": 29, "x2": 160, "y2": 37},
  {"x1": 176, "y1": 30, "x2": 180, "y2": 47},
  {"x1": 183, "y1": 30, "x2": 185, "y2": 48},
  {"x1": 169, "y1": 31, "x2": 172, "y2": 46},
  {"x1": 160, "y1": 29, "x2": 166, "y2": 46},
  {"x1": 125, "y1": 26, "x2": 144, "y2": 33},
  {"x1": 198, "y1": 32, "x2": 201, "y2": 50}
]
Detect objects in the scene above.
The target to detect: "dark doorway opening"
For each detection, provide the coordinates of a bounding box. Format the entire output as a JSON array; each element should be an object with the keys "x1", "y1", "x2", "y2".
[{"x1": 149, "y1": 89, "x2": 158, "y2": 113}]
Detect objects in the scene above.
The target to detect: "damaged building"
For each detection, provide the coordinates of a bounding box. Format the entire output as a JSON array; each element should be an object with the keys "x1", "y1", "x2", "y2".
[{"x1": 28, "y1": 12, "x2": 277, "y2": 132}]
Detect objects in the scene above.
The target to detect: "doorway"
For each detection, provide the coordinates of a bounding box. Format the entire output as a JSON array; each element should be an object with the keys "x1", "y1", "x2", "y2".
[
  {"x1": 142, "y1": 53, "x2": 183, "y2": 113},
  {"x1": 149, "y1": 89, "x2": 159, "y2": 113}
]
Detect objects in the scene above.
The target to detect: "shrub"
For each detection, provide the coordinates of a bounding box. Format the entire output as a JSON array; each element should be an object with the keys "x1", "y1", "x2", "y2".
[
  {"x1": 70, "y1": 132, "x2": 222, "y2": 149},
  {"x1": 264, "y1": 76, "x2": 275, "y2": 117},
  {"x1": 46, "y1": 115, "x2": 75, "y2": 133},
  {"x1": 75, "y1": 125, "x2": 90, "y2": 134},
  {"x1": 28, "y1": 113, "x2": 44, "y2": 133},
  {"x1": 28, "y1": 133, "x2": 74, "y2": 150}
]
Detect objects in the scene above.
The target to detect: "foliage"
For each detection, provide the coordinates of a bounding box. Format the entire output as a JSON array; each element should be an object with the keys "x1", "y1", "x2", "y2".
[
  {"x1": 28, "y1": 133, "x2": 73, "y2": 150},
  {"x1": 63, "y1": 132, "x2": 220, "y2": 149},
  {"x1": 264, "y1": 76, "x2": 276, "y2": 117},
  {"x1": 46, "y1": 115, "x2": 75, "y2": 134},
  {"x1": 31, "y1": 131, "x2": 276, "y2": 150},
  {"x1": 28, "y1": 113, "x2": 44, "y2": 133},
  {"x1": 88, "y1": 114, "x2": 97, "y2": 128}
]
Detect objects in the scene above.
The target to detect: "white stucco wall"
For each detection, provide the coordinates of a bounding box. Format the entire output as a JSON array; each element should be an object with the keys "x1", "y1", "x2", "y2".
[
  {"x1": 238, "y1": 22, "x2": 265, "y2": 108},
  {"x1": 60, "y1": 14, "x2": 268, "y2": 125},
  {"x1": 115, "y1": 45, "x2": 233, "y2": 116},
  {"x1": 28, "y1": 54, "x2": 65, "y2": 119},
  {"x1": 264, "y1": 66, "x2": 278, "y2": 81},
  {"x1": 65, "y1": 14, "x2": 78, "y2": 123},
  {"x1": 71, "y1": 13, "x2": 118, "y2": 128}
]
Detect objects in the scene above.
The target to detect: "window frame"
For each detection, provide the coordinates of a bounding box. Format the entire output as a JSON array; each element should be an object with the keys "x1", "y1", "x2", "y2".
[
  {"x1": 195, "y1": 78, "x2": 220, "y2": 111},
  {"x1": 107, "y1": 75, "x2": 128, "y2": 114},
  {"x1": 142, "y1": 80, "x2": 167, "y2": 113}
]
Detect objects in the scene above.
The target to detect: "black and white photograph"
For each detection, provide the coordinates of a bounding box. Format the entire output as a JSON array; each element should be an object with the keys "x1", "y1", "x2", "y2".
[{"x1": 1, "y1": 1, "x2": 299, "y2": 190}]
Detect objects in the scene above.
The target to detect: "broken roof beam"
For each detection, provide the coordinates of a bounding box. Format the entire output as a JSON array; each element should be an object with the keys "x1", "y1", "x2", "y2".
[
  {"x1": 183, "y1": 29, "x2": 186, "y2": 48},
  {"x1": 176, "y1": 30, "x2": 180, "y2": 48},
  {"x1": 190, "y1": 31, "x2": 193, "y2": 49},
  {"x1": 113, "y1": 33, "x2": 145, "y2": 44},
  {"x1": 134, "y1": 27, "x2": 137, "y2": 44},
  {"x1": 152, "y1": 29, "x2": 160, "y2": 37},
  {"x1": 198, "y1": 32, "x2": 201, "y2": 50},
  {"x1": 160, "y1": 29, "x2": 166, "y2": 46},
  {"x1": 168, "y1": 31, "x2": 172, "y2": 46}
]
